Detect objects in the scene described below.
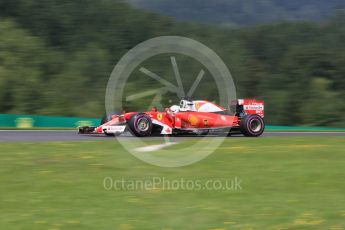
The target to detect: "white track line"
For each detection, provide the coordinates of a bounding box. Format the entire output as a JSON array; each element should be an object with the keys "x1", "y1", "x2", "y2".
[{"x1": 134, "y1": 142, "x2": 177, "y2": 152}]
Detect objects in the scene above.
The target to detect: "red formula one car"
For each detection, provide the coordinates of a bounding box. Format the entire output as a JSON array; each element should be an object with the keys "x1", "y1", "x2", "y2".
[{"x1": 79, "y1": 99, "x2": 265, "y2": 137}]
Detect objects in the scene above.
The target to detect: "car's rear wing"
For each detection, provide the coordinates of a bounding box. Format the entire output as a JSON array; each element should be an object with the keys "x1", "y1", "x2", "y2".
[{"x1": 236, "y1": 99, "x2": 264, "y2": 118}]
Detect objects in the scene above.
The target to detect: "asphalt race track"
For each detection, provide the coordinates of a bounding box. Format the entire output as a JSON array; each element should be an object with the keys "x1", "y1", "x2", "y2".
[{"x1": 0, "y1": 130, "x2": 344, "y2": 142}]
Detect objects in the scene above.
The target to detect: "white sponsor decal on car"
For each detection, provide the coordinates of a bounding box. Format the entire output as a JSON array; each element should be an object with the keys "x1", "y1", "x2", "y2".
[
  {"x1": 244, "y1": 105, "x2": 264, "y2": 110},
  {"x1": 104, "y1": 125, "x2": 126, "y2": 133},
  {"x1": 152, "y1": 119, "x2": 173, "y2": 134}
]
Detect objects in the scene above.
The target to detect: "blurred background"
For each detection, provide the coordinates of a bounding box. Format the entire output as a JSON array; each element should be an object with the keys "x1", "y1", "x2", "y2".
[{"x1": 0, "y1": 0, "x2": 345, "y2": 127}]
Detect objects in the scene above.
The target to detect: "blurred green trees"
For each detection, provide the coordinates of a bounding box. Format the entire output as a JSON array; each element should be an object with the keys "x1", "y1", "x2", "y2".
[{"x1": 0, "y1": 0, "x2": 344, "y2": 127}]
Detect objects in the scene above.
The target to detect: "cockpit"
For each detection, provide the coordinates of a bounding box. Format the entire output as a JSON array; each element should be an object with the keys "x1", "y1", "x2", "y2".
[
  {"x1": 169, "y1": 100, "x2": 195, "y2": 113},
  {"x1": 170, "y1": 99, "x2": 226, "y2": 114},
  {"x1": 179, "y1": 100, "x2": 195, "y2": 111}
]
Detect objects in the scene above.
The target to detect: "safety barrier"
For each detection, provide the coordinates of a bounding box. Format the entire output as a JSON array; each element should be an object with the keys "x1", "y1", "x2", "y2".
[{"x1": 0, "y1": 114, "x2": 100, "y2": 129}]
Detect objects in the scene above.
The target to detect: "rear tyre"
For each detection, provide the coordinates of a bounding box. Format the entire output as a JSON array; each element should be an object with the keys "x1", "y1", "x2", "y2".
[
  {"x1": 100, "y1": 113, "x2": 118, "y2": 136},
  {"x1": 128, "y1": 113, "x2": 153, "y2": 137},
  {"x1": 239, "y1": 114, "x2": 265, "y2": 137}
]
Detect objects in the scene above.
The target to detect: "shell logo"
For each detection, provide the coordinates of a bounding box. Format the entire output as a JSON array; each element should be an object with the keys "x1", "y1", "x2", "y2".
[
  {"x1": 157, "y1": 113, "x2": 163, "y2": 120},
  {"x1": 188, "y1": 115, "x2": 198, "y2": 126}
]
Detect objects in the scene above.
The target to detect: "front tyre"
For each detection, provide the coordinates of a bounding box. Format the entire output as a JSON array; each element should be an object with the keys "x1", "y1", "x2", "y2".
[
  {"x1": 240, "y1": 114, "x2": 265, "y2": 137},
  {"x1": 128, "y1": 113, "x2": 153, "y2": 137}
]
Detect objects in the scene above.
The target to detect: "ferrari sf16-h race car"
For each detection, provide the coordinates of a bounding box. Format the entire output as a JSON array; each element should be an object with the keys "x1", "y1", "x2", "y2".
[{"x1": 79, "y1": 99, "x2": 265, "y2": 137}]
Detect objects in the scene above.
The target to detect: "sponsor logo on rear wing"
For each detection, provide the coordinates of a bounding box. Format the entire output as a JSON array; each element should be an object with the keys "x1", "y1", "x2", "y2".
[
  {"x1": 238, "y1": 99, "x2": 264, "y2": 117},
  {"x1": 243, "y1": 104, "x2": 264, "y2": 110}
]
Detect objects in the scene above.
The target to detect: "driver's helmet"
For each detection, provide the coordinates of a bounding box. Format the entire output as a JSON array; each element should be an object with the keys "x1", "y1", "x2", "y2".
[
  {"x1": 170, "y1": 105, "x2": 180, "y2": 113},
  {"x1": 180, "y1": 99, "x2": 194, "y2": 111}
]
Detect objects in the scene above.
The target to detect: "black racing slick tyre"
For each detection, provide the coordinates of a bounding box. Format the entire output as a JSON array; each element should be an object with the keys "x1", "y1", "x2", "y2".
[
  {"x1": 128, "y1": 113, "x2": 153, "y2": 137},
  {"x1": 239, "y1": 114, "x2": 265, "y2": 137}
]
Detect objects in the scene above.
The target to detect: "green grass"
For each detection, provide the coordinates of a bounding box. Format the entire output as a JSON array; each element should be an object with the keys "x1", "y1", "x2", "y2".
[{"x1": 0, "y1": 137, "x2": 345, "y2": 229}]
